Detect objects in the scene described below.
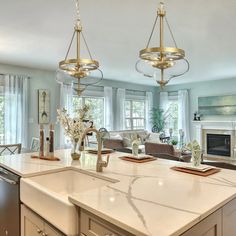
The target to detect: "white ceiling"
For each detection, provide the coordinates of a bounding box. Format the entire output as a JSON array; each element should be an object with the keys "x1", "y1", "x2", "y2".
[{"x1": 0, "y1": 0, "x2": 236, "y2": 86}]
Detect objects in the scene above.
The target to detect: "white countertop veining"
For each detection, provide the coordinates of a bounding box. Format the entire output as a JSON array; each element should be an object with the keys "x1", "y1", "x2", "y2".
[{"x1": 1, "y1": 150, "x2": 236, "y2": 236}]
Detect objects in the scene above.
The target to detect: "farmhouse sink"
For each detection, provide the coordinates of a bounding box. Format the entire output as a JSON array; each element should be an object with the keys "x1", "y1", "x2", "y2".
[{"x1": 20, "y1": 169, "x2": 117, "y2": 235}]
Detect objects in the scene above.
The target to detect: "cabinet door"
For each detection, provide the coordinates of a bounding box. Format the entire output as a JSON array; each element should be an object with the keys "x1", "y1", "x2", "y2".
[
  {"x1": 44, "y1": 223, "x2": 64, "y2": 236},
  {"x1": 181, "y1": 209, "x2": 222, "y2": 236},
  {"x1": 21, "y1": 205, "x2": 44, "y2": 236},
  {"x1": 223, "y1": 198, "x2": 236, "y2": 236}
]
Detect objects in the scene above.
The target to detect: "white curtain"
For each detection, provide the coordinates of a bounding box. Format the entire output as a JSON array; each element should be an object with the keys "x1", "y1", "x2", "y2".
[
  {"x1": 59, "y1": 83, "x2": 73, "y2": 148},
  {"x1": 178, "y1": 90, "x2": 190, "y2": 143},
  {"x1": 159, "y1": 91, "x2": 169, "y2": 113},
  {"x1": 145, "y1": 91, "x2": 153, "y2": 131},
  {"x1": 104, "y1": 87, "x2": 113, "y2": 131},
  {"x1": 116, "y1": 88, "x2": 125, "y2": 130},
  {"x1": 4, "y1": 74, "x2": 29, "y2": 148}
]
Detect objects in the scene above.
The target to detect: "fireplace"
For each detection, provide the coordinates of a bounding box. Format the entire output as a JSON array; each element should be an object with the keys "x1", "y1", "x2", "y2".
[{"x1": 207, "y1": 134, "x2": 231, "y2": 157}]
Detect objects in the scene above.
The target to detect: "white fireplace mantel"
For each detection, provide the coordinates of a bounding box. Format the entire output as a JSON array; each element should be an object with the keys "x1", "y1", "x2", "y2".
[
  {"x1": 192, "y1": 120, "x2": 236, "y2": 159},
  {"x1": 192, "y1": 120, "x2": 236, "y2": 131}
]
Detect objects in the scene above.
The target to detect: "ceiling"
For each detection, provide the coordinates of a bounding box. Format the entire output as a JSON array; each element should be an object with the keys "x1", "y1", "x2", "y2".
[{"x1": 0, "y1": 0, "x2": 235, "y2": 86}]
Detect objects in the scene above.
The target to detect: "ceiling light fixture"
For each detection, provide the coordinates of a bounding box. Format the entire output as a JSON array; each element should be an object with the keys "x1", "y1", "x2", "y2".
[
  {"x1": 56, "y1": 0, "x2": 103, "y2": 96},
  {"x1": 136, "y1": 2, "x2": 189, "y2": 88}
]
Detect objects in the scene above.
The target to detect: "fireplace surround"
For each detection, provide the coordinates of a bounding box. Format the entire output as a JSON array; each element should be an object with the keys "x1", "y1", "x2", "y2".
[{"x1": 193, "y1": 121, "x2": 236, "y2": 159}]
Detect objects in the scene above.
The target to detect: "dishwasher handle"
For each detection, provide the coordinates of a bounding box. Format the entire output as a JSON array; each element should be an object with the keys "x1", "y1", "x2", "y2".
[{"x1": 0, "y1": 175, "x2": 17, "y2": 185}]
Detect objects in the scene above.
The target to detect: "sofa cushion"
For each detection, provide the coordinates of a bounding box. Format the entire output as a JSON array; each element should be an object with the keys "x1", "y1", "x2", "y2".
[{"x1": 146, "y1": 133, "x2": 161, "y2": 144}]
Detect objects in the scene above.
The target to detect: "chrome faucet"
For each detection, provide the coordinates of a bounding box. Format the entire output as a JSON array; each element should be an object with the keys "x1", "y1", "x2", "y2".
[{"x1": 81, "y1": 128, "x2": 109, "y2": 172}]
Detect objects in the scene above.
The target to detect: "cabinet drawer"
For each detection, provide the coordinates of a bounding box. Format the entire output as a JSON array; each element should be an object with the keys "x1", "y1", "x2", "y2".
[{"x1": 80, "y1": 209, "x2": 134, "y2": 236}]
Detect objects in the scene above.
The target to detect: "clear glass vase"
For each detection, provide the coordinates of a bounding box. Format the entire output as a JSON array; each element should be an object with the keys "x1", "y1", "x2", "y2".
[
  {"x1": 71, "y1": 140, "x2": 81, "y2": 160},
  {"x1": 192, "y1": 150, "x2": 201, "y2": 166}
]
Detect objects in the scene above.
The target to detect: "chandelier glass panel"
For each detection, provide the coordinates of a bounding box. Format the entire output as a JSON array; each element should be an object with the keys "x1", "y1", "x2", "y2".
[
  {"x1": 136, "y1": 2, "x2": 189, "y2": 88},
  {"x1": 56, "y1": 0, "x2": 103, "y2": 96}
]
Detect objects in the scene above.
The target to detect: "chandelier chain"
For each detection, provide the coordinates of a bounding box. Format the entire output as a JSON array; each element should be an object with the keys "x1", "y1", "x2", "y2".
[
  {"x1": 146, "y1": 15, "x2": 159, "y2": 48},
  {"x1": 75, "y1": 0, "x2": 81, "y2": 21},
  {"x1": 165, "y1": 16, "x2": 178, "y2": 48}
]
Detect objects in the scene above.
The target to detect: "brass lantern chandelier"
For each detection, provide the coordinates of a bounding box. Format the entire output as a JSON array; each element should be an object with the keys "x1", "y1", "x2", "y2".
[
  {"x1": 136, "y1": 2, "x2": 189, "y2": 88},
  {"x1": 57, "y1": 0, "x2": 103, "y2": 96}
]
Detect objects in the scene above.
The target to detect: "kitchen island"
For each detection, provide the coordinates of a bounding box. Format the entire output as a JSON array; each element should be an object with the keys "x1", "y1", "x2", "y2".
[{"x1": 1, "y1": 149, "x2": 236, "y2": 236}]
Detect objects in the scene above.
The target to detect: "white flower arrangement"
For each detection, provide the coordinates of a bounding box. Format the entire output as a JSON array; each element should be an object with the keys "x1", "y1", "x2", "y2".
[
  {"x1": 57, "y1": 105, "x2": 91, "y2": 143},
  {"x1": 185, "y1": 140, "x2": 201, "y2": 152}
]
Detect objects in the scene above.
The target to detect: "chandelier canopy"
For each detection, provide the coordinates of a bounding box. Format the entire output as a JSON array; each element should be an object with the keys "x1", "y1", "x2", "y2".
[
  {"x1": 57, "y1": 0, "x2": 103, "y2": 96},
  {"x1": 136, "y1": 2, "x2": 189, "y2": 88}
]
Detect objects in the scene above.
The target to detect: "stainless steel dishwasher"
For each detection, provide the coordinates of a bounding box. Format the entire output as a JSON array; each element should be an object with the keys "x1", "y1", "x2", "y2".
[{"x1": 0, "y1": 167, "x2": 20, "y2": 236}]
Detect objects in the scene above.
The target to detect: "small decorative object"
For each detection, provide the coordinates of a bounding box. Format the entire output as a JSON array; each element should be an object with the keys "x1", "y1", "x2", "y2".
[
  {"x1": 132, "y1": 139, "x2": 140, "y2": 157},
  {"x1": 179, "y1": 129, "x2": 185, "y2": 149},
  {"x1": 49, "y1": 124, "x2": 54, "y2": 157},
  {"x1": 186, "y1": 140, "x2": 202, "y2": 166},
  {"x1": 39, "y1": 124, "x2": 44, "y2": 157},
  {"x1": 193, "y1": 112, "x2": 198, "y2": 121},
  {"x1": 38, "y1": 89, "x2": 50, "y2": 124},
  {"x1": 169, "y1": 128, "x2": 173, "y2": 139},
  {"x1": 57, "y1": 105, "x2": 91, "y2": 160},
  {"x1": 197, "y1": 113, "x2": 201, "y2": 121}
]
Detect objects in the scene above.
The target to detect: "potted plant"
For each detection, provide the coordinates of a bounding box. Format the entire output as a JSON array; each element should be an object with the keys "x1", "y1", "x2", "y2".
[
  {"x1": 150, "y1": 107, "x2": 169, "y2": 134},
  {"x1": 171, "y1": 139, "x2": 178, "y2": 147}
]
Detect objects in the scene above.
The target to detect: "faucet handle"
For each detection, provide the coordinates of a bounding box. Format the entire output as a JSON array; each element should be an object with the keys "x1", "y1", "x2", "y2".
[{"x1": 103, "y1": 155, "x2": 110, "y2": 167}]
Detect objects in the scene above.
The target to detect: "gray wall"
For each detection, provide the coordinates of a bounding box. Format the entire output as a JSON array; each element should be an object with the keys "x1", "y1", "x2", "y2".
[
  {"x1": 0, "y1": 63, "x2": 158, "y2": 148},
  {"x1": 157, "y1": 77, "x2": 236, "y2": 140}
]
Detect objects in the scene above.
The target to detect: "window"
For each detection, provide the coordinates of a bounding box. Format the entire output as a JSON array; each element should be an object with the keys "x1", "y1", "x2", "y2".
[
  {"x1": 125, "y1": 100, "x2": 145, "y2": 130},
  {"x1": 72, "y1": 96, "x2": 105, "y2": 129},
  {"x1": 165, "y1": 94, "x2": 179, "y2": 137}
]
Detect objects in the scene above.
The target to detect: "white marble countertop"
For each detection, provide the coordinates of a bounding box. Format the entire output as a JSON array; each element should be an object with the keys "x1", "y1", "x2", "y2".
[{"x1": 1, "y1": 150, "x2": 236, "y2": 236}]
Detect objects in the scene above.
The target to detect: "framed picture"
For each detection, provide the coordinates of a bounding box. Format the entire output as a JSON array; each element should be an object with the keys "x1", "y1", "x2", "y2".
[
  {"x1": 38, "y1": 89, "x2": 50, "y2": 124},
  {"x1": 198, "y1": 94, "x2": 236, "y2": 116}
]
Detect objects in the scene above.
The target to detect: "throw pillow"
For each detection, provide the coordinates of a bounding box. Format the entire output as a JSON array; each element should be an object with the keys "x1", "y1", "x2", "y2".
[
  {"x1": 123, "y1": 137, "x2": 132, "y2": 147},
  {"x1": 138, "y1": 133, "x2": 150, "y2": 144},
  {"x1": 109, "y1": 134, "x2": 123, "y2": 140}
]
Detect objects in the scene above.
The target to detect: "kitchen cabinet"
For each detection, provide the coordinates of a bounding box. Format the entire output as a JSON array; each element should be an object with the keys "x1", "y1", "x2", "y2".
[
  {"x1": 21, "y1": 204, "x2": 64, "y2": 236},
  {"x1": 222, "y1": 197, "x2": 236, "y2": 236},
  {"x1": 80, "y1": 209, "x2": 134, "y2": 236},
  {"x1": 181, "y1": 209, "x2": 222, "y2": 236}
]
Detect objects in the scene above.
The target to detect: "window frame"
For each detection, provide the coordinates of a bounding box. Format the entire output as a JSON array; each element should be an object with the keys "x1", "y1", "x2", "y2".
[
  {"x1": 125, "y1": 98, "x2": 146, "y2": 130},
  {"x1": 72, "y1": 95, "x2": 105, "y2": 129}
]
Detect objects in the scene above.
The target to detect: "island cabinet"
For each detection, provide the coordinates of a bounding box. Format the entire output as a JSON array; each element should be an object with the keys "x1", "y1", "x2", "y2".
[
  {"x1": 80, "y1": 209, "x2": 135, "y2": 236},
  {"x1": 21, "y1": 204, "x2": 65, "y2": 236},
  {"x1": 182, "y1": 197, "x2": 236, "y2": 236},
  {"x1": 181, "y1": 209, "x2": 222, "y2": 236}
]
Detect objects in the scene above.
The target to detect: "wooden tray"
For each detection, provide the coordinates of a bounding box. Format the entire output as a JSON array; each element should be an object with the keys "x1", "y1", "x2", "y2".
[
  {"x1": 31, "y1": 155, "x2": 60, "y2": 161},
  {"x1": 87, "y1": 149, "x2": 114, "y2": 155},
  {"x1": 171, "y1": 166, "x2": 221, "y2": 176},
  {"x1": 120, "y1": 156, "x2": 157, "y2": 163}
]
